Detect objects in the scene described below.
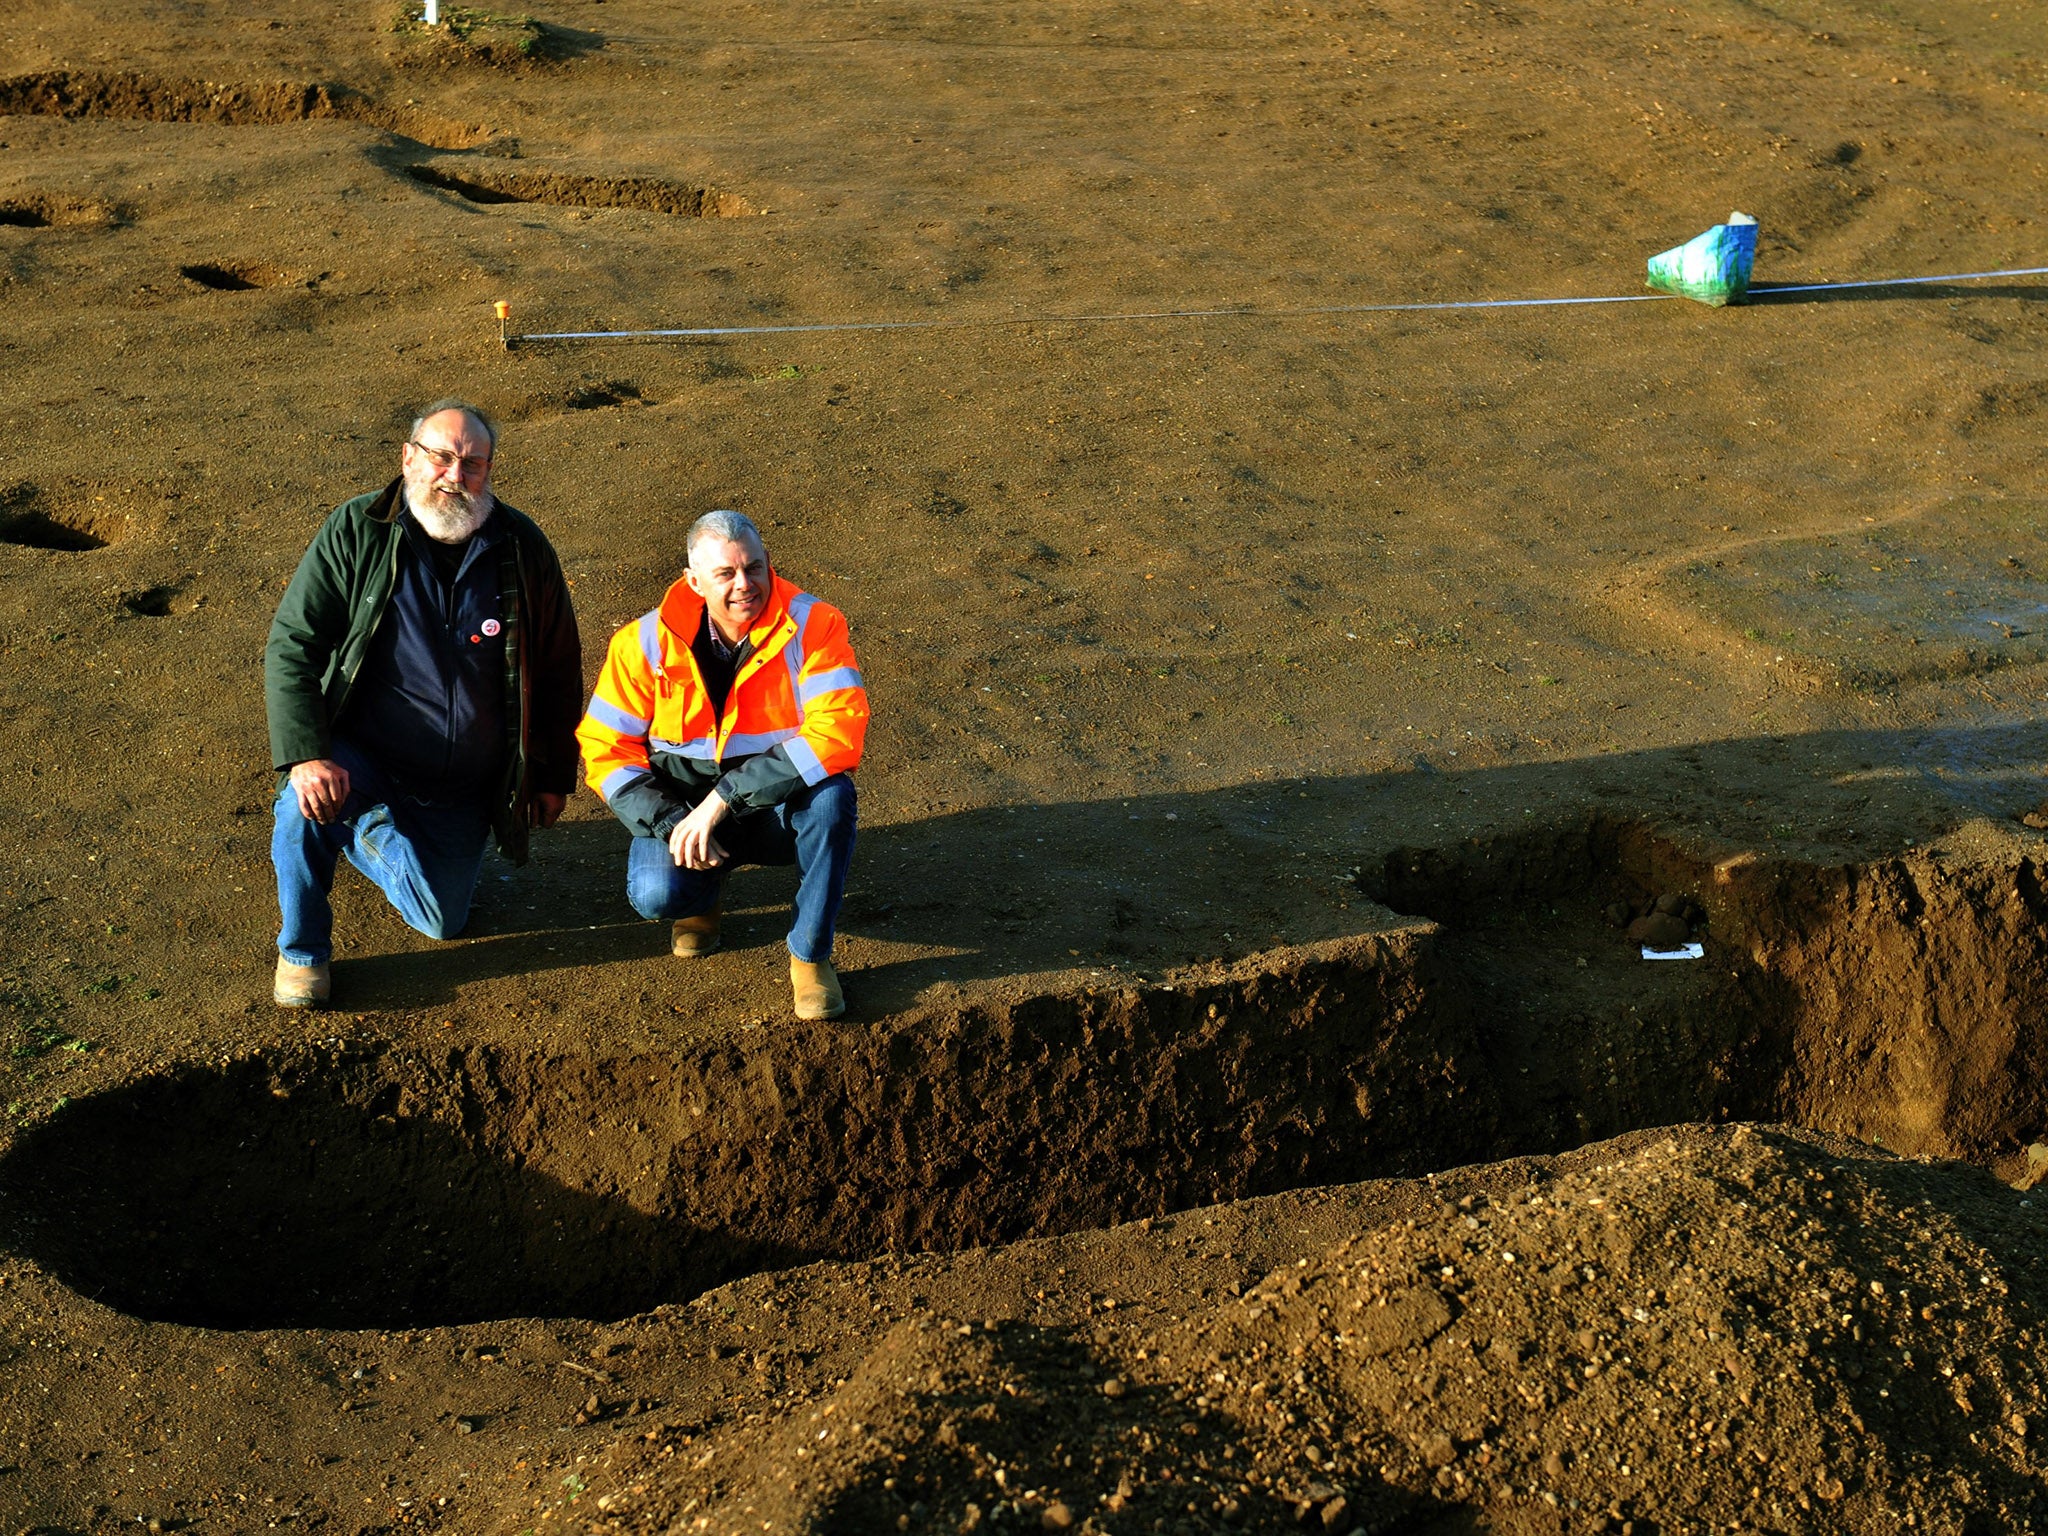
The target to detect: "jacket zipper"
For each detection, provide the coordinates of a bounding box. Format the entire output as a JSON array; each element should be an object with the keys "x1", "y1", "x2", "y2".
[{"x1": 659, "y1": 609, "x2": 791, "y2": 753}]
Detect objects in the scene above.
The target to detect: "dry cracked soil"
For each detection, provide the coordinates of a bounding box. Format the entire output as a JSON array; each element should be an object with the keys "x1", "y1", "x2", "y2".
[{"x1": 5, "y1": 0, "x2": 2048, "y2": 1532}]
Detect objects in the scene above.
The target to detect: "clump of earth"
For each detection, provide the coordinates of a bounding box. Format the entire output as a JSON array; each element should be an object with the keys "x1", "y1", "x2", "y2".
[{"x1": 523, "y1": 1125, "x2": 2048, "y2": 1535}]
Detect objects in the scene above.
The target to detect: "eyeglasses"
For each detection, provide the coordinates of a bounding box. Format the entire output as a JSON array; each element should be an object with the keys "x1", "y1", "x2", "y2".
[{"x1": 407, "y1": 441, "x2": 493, "y2": 477}]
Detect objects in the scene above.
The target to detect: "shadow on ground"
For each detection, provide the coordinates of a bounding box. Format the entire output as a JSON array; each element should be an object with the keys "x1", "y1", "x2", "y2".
[
  {"x1": 1747, "y1": 280, "x2": 2048, "y2": 304},
  {"x1": 336, "y1": 719, "x2": 2048, "y2": 1014}
]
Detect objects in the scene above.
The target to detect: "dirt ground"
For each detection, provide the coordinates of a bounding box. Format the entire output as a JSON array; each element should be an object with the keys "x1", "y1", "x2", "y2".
[{"x1": 4, "y1": 0, "x2": 2048, "y2": 1531}]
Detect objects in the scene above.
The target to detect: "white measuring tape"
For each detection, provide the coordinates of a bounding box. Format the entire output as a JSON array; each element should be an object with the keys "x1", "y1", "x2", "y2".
[{"x1": 500, "y1": 264, "x2": 2048, "y2": 345}]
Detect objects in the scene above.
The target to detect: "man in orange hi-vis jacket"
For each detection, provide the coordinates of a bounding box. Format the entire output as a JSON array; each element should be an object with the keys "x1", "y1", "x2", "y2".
[{"x1": 576, "y1": 510, "x2": 866, "y2": 1019}]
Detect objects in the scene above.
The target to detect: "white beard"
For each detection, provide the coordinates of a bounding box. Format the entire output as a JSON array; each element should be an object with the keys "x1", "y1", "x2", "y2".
[{"x1": 408, "y1": 483, "x2": 495, "y2": 543}]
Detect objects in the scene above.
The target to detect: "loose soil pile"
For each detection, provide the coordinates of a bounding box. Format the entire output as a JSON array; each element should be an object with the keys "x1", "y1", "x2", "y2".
[
  {"x1": 4, "y1": 0, "x2": 2048, "y2": 1531},
  {"x1": 598, "y1": 1125, "x2": 2048, "y2": 1536}
]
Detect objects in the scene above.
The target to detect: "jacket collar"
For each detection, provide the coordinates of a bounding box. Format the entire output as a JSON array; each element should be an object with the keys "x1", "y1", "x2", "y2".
[
  {"x1": 368, "y1": 477, "x2": 404, "y2": 524},
  {"x1": 656, "y1": 569, "x2": 799, "y2": 657}
]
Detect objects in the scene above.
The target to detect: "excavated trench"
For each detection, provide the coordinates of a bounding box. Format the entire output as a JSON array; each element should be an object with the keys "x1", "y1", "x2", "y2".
[
  {"x1": 4, "y1": 818, "x2": 2045, "y2": 1333},
  {"x1": 402, "y1": 163, "x2": 754, "y2": 218}
]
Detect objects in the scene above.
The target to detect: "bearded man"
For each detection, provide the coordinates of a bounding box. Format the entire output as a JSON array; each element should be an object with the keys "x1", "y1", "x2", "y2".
[{"x1": 263, "y1": 400, "x2": 583, "y2": 1007}]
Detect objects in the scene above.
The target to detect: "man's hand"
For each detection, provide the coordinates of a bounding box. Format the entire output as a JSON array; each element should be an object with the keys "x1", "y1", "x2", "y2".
[
  {"x1": 668, "y1": 792, "x2": 732, "y2": 872},
  {"x1": 289, "y1": 759, "x2": 351, "y2": 824},
  {"x1": 528, "y1": 792, "x2": 567, "y2": 830}
]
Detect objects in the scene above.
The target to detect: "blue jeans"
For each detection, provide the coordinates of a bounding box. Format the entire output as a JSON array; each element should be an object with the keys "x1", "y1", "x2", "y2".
[
  {"x1": 272, "y1": 738, "x2": 492, "y2": 966},
  {"x1": 626, "y1": 774, "x2": 856, "y2": 963}
]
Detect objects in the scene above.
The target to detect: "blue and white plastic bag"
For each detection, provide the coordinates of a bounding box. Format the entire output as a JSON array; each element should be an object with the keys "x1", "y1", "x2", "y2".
[{"x1": 1646, "y1": 212, "x2": 1759, "y2": 306}]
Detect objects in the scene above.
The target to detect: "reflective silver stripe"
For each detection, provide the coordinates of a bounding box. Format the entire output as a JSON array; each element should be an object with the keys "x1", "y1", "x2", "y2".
[
  {"x1": 585, "y1": 696, "x2": 650, "y2": 737},
  {"x1": 785, "y1": 735, "x2": 828, "y2": 786},
  {"x1": 651, "y1": 734, "x2": 718, "y2": 759},
  {"x1": 637, "y1": 611, "x2": 663, "y2": 674},
  {"x1": 796, "y1": 666, "x2": 863, "y2": 705},
  {"x1": 599, "y1": 766, "x2": 653, "y2": 802},
  {"x1": 721, "y1": 727, "x2": 797, "y2": 757},
  {"x1": 782, "y1": 592, "x2": 818, "y2": 700}
]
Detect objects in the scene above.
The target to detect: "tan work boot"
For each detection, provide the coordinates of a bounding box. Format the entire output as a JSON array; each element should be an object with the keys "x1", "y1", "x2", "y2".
[
  {"x1": 790, "y1": 956, "x2": 845, "y2": 1020},
  {"x1": 274, "y1": 957, "x2": 331, "y2": 1009},
  {"x1": 671, "y1": 907, "x2": 722, "y2": 958}
]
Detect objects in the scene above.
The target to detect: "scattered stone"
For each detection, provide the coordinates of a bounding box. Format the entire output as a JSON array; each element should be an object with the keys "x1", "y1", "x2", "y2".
[
  {"x1": 1652, "y1": 893, "x2": 1688, "y2": 916},
  {"x1": 1420, "y1": 1432, "x2": 1456, "y2": 1468},
  {"x1": 1040, "y1": 1500, "x2": 1073, "y2": 1529},
  {"x1": 1320, "y1": 1494, "x2": 1349, "y2": 1528},
  {"x1": 1100, "y1": 1376, "x2": 1126, "y2": 1398}
]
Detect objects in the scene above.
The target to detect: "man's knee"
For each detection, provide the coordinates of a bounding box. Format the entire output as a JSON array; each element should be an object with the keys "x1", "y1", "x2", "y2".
[
  {"x1": 626, "y1": 876, "x2": 672, "y2": 922},
  {"x1": 626, "y1": 857, "x2": 716, "y2": 922},
  {"x1": 404, "y1": 888, "x2": 473, "y2": 941},
  {"x1": 630, "y1": 886, "x2": 717, "y2": 921}
]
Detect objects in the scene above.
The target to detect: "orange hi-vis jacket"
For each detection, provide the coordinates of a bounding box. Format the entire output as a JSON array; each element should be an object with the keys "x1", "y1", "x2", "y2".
[{"x1": 576, "y1": 571, "x2": 867, "y2": 840}]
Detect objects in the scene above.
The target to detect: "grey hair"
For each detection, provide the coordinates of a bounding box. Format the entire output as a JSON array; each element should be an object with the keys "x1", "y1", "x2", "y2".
[
  {"x1": 410, "y1": 398, "x2": 498, "y2": 452},
  {"x1": 687, "y1": 509, "x2": 765, "y2": 559}
]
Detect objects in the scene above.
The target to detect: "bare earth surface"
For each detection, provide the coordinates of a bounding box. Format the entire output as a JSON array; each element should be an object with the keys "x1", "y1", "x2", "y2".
[{"x1": 4, "y1": 0, "x2": 2048, "y2": 1531}]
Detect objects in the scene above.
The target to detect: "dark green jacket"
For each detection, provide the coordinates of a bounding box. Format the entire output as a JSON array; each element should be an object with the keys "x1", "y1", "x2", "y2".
[{"x1": 264, "y1": 480, "x2": 583, "y2": 865}]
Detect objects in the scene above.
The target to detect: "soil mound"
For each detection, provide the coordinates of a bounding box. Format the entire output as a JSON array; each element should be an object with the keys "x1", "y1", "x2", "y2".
[
  {"x1": 0, "y1": 69, "x2": 354, "y2": 126},
  {"x1": 0, "y1": 67, "x2": 491, "y2": 144},
  {"x1": 581, "y1": 1126, "x2": 2048, "y2": 1535}
]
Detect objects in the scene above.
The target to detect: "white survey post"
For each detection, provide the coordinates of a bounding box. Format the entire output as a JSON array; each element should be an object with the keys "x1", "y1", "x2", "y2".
[{"x1": 424, "y1": 0, "x2": 440, "y2": 23}]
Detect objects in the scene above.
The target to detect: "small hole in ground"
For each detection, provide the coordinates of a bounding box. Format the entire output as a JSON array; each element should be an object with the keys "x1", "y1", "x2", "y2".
[
  {"x1": 0, "y1": 511, "x2": 107, "y2": 551},
  {"x1": 0, "y1": 487, "x2": 110, "y2": 550},
  {"x1": 180, "y1": 261, "x2": 288, "y2": 291},
  {"x1": 0, "y1": 202, "x2": 51, "y2": 228},
  {"x1": 121, "y1": 584, "x2": 179, "y2": 617},
  {"x1": 565, "y1": 379, "x2": 642, "y2": 409}
]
